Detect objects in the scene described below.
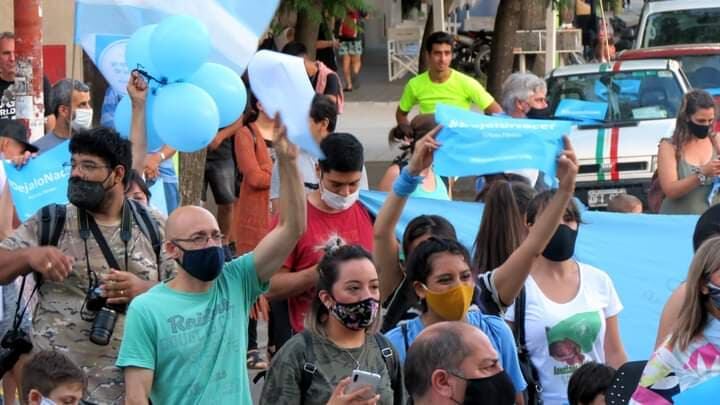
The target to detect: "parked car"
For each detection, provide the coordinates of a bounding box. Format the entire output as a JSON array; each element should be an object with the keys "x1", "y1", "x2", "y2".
[
  {"x1": 546, "y1": 59, "x2": 691, "y2": 209},
  {"x1": 636, "y1": 0, "x2": 720, "y2": 48},
  {"x1": 618, "y1": 44, "x2": 720, "y2": 130}
]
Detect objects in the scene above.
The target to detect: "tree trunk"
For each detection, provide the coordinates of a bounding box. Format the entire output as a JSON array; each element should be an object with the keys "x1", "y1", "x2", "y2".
[
  {"x1": 487, "y1": 0, "x2": 523, "y2": 99},
  {"x1": 520, "y1": 0, "x2": 547, "y2": 76},
  {"x1": 295, "y1": 5, "x2": 321, "y2": 59},
  {"x1": 179, "y1": 150, "x2": 207, "y2": 206}
]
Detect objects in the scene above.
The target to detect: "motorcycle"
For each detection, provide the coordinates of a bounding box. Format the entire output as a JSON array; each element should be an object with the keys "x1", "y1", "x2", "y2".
[{"x1": 451, "y1": 30, "x2": 493, "y2": 79}]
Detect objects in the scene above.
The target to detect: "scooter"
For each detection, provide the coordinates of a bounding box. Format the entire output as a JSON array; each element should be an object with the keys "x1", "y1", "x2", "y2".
[{"x1": 452, "y1": 30, "x2": 493, "y2": 79}]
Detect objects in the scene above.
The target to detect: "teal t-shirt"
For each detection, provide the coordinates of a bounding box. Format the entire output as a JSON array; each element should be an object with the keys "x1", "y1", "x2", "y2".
[{"x1": 116, "y1": 253, "x2": 267, "y2": 404}]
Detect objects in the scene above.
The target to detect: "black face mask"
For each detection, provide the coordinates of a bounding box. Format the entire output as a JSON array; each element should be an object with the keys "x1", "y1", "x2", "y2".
[
  {"x1": 67, "y1": 176, "x2": 111, "y2": 212},
  {"x1": 452, "y1": 371, "x2": 516, "y2": 405},
  {"x1": 175, "y1": 245, "x2": 226, "y2": 282},
  {"x1": 526, "y1": 106, "x2": 553, "y2": 119},
  {"x1": 688, "y1": 120, "x2": 711, "y2": 139},
  {"x1": 542, "y1": 224, "x2": 578, "y2": 262}
]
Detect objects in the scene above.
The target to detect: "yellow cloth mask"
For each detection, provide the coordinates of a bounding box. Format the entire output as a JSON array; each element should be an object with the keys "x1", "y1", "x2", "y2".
[{"x1": 422, "y1": 282, "x2": 474, "y2": 321}]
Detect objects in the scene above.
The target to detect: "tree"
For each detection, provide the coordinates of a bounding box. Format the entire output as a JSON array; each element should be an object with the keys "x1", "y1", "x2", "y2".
[
  {"x1": 179, "y1": 150, "x2": 208, "y2": 206},
  {"x1": 279, "y1": 0, "x2": 368, "y2": 59},
  {"x1": 486, "y1": 0, "x2": 523, "y2": 99}
]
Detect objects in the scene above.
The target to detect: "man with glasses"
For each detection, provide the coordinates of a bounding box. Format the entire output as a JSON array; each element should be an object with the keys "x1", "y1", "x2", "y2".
[
  {"x1": 116, "y1": 118, "x2": 306, "y2": 405},
  {"x1": 0, "y1": 126, "x2": 175, "y2": 403}
]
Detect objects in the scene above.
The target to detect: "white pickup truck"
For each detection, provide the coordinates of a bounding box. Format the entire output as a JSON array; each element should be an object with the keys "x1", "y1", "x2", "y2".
[{"x1": 546, "y1": 59, "x2": 691, "y2": 209}]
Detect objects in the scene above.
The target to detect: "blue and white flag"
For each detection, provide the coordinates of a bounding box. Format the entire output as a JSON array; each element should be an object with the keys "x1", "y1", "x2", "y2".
[
  {"x1": 433, "y1": 104, "x2": 572, "y2": 182},
  {"x1": 74, "y1": 0, "x2": 280, "y2": 94},
  {"x1": 360, "y1": 191, "x2": 697, "y2": 360},
  {"x1": 4, "y1": 142, "x2": 71, "y2": 221}
]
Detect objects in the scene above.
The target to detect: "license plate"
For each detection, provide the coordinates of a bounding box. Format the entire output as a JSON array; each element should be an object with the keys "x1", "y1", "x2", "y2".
[{"x1": 587, "y1": 188, "x2": 627, "y2": 208}]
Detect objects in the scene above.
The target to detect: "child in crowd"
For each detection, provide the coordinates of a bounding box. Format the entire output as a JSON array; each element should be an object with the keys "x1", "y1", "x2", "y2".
[
  {"x1": 607, "y1": 194, "x2": 643, "y2": 213},
  {"x1": 20, "y1": 350, "x2": 86, "y2": 405},
  {"x1": 567, "y1": 362, "x2": 616, "y2": 405}
]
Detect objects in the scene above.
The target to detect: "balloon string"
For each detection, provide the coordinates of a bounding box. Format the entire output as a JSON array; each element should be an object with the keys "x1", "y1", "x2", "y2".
[{"x1": 132, "y1": 67, "x2": 168, "y2": 87}]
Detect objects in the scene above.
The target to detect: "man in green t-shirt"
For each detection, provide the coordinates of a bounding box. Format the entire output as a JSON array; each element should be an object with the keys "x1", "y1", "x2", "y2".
[
  {"x1": 117, "y1": 120, "x2": 307, "y2": 404},
  {"x1": 396, "y1": 31, "x2": 502, "y2": 125}
]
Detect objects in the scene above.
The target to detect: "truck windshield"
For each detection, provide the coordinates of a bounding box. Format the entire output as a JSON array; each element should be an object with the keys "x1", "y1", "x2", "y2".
[
  {"x1": 547, "y1": 70, "x2": 684, "y2": 123},
  {"x1": 644, "y1": 8, "x2": 720, "y2": 47}
]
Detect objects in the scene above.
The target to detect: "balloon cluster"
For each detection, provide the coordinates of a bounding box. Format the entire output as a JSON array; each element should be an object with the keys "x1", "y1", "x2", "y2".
[{"x1": 114, "y1": 15, "x2": 247, "y2": 152}]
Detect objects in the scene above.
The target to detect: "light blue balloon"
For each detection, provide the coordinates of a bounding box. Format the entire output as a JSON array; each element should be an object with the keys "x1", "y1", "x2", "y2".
[
  {"x1": 152, "y1": 83, "x2": 219, "y2": 152},
  {"x1": 113, "y1": 95, "x2": 164, "y2": 151},
  {"x1": 125, "y1": 24, "x2": 158, "y2": 74},
  {"x1": 150, "y1": 15, "x2": 211, "y2": 81},
  {"x1": 113, "y1": 96, "x2": 132, "y2": 137},
  {"x1": 189, "y1": 63, "x2": 247, "y2": 127}
]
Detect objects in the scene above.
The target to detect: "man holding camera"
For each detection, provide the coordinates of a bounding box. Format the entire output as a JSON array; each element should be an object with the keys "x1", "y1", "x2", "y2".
[{"x1": 0, "y1": 124, "x2": 175, "y2": 403}]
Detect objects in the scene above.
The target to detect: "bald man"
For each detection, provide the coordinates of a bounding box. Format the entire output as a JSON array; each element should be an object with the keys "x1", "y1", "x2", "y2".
[
  {"x1": 405, "y1": 321, "x2": 518, "y2": 405},
  {"x1": 116, "y1": 120, "x2": 306, "y2": 405}
]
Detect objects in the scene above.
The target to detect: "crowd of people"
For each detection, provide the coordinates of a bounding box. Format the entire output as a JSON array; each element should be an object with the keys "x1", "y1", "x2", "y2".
[{"x1": 0, "y1": 21, "x2": 719, "y2": 405}]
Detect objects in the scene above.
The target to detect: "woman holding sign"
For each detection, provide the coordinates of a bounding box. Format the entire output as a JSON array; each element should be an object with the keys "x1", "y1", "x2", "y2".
[
  {"x1": 631, "y1": 236, "x2": 720, "y2": 404},
  {"x1": 657, "y1": 90, "x2": 719, "y2": 214}
]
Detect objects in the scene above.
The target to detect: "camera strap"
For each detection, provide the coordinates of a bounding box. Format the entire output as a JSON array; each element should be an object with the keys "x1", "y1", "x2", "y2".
[
  {"x1": 12, "y1": 273, "x2": 41, "y2": 331},
  {"x1": 78, "y1": 200, "x2": 132, "y2": 273}
]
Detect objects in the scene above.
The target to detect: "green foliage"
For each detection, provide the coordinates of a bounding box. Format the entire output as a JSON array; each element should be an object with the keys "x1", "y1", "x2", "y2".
[{"x1": 280, "y1": 0, "x2": 370, "y2": 23}]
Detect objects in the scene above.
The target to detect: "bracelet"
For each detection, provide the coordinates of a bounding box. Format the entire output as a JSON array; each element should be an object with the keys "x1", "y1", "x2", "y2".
[
  {"x1": 392, "y1": 167, "x2": 423, "y2": 197},
  {"x1": 159, "y1": 152, "x2": 166, "y2": 161}
]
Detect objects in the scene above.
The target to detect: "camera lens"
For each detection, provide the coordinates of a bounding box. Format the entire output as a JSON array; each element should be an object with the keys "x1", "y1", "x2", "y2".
[{"x1": 89, "y1": 308, "x2": 117, "y2": 346}]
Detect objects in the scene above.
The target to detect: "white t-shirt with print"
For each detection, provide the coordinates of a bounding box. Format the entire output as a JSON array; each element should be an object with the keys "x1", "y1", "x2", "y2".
[{"x1": 505, "y1": 262, "x2": 623, "y2": 405}]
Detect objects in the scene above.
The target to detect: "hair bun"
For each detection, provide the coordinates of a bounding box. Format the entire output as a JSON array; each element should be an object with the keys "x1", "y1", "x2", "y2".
[{"x1": 322, "y1": 234, "x2": 346, "y2": 256}]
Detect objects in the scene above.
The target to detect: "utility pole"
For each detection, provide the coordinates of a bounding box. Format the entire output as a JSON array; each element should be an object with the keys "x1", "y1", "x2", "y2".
[{"x1": 13, "y1": 0, "x2": 44, "y2": 140}]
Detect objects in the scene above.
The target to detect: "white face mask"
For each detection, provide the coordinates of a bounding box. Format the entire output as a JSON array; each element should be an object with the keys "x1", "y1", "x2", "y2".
[
  {"x1": 71, "y1": 108, "x2": 93, "y2": 131},
  {"x1": 320, "y1": 184, "x2": 359, "y2": 211}
]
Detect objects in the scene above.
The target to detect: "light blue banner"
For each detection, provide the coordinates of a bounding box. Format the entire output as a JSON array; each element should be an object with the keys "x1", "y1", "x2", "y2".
[
  {"x1": 674, "y1": 375, "x2": 720, "y2": 404},
  {"x1": 360, "y1": 191, "x2": 697, "y2": 361},
  {"x1": 433, "y1": 104, "x2": 571, "y2": 182},
  {"x1": 4, "y1": 142, "x2": 71, "y2": 221}
]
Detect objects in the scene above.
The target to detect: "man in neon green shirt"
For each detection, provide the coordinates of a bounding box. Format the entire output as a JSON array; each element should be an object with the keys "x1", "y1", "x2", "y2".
[
  {"x1": 396, "y1": 31, "x2": 502, "y2": 125},
  {"x1": 117, "y1": 121, "x2": 307, "y2": 405}
]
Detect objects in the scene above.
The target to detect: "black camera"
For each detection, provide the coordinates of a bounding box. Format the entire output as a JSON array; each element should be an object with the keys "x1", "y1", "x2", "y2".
[
  {"x1": 84, "y1": 287, "x2": 126, "y2": 346},
  {"x1": 0, "y1": 328, "x2": 33, "y2": 377}
]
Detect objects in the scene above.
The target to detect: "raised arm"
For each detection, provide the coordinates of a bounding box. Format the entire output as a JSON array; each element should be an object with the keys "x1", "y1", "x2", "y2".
[
  {"x1": 374, "y1": 127, "x2": 440, "y2": 300},
  {"x1": 127, "y1": 71, "x2": 148, "y2": 174},
  {"x1": 124, "y1": 367, "x2": 154, "y2": 405},
  {"x1": 253, "y1": 116, "x2": 306, "y2": 282},
  {"x1": 492, "y1": 136, "x2": 579, "y2": 306}
]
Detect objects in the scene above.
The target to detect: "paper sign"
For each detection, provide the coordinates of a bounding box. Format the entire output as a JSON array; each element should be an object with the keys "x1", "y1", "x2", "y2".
[
  {"x1": 555, "y1": 99, "x2": 608, "y2": 121},
  {"x1": 247, "y1": 50, "x2": 323, "y2": 158},
  {"x1": 4, "y1": 142, "x2": 71, "y2": 221}
]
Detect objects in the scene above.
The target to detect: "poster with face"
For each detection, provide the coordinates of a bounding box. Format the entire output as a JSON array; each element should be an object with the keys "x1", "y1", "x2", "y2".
[{"x1": 546, "y1": 311, "x2": 602, "y2": 376}]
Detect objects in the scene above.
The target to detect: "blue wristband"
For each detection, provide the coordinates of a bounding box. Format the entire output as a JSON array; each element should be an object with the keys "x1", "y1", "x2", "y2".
[{"x1": 393, "y1": 167, "x2": 423, "y2": 197}]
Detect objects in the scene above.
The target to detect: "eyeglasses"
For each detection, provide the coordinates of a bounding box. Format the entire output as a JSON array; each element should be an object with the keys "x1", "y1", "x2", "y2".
[
  {"x1": 173, "y1": 232, "x2": 224, "y2": 247},
  {"x1": 63, "y1": 161, "x2": 110, "y2": 174}
]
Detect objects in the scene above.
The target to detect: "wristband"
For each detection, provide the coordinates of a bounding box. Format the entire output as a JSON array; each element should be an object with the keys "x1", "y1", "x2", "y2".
[
  {"x1": 159, "y1": 152, "x2": 166, "y2": 161},
  {"x1": 392, "y1": 167, "x2": 423, "y2": 197}
]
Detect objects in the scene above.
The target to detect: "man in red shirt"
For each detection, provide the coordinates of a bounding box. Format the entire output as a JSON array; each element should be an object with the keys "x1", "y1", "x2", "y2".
[{"x1": 267, "y1": 132, "x2": 373, "y2": 349}]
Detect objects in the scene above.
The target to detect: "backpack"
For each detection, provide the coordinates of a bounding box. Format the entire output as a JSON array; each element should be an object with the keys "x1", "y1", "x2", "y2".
[
  {"x1": 38, "y1": 201, "x2": 163, "y2": 268},
  {"x1": 513, "y1": 288, "x2": 543, "y2": 405},
  {"x1": 299, "y1": 330, "x2": 403, "y2": 404}
]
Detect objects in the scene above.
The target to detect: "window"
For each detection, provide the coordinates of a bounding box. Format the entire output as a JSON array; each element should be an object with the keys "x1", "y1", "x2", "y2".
[
  {"x1": 547, "y1": 70, "x2": 684, "y2": 123},
  {"x1": 678, "y1": 54, "x2": 720, "y2": 91},
  {"x1": 644, "y1": 8, "x2": 720, "y2": 47}
]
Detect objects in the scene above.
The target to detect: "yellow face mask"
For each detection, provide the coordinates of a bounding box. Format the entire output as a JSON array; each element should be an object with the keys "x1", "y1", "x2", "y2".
[{"x1": 422, "y1": 282, "x2": 474, "y2": 321}]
